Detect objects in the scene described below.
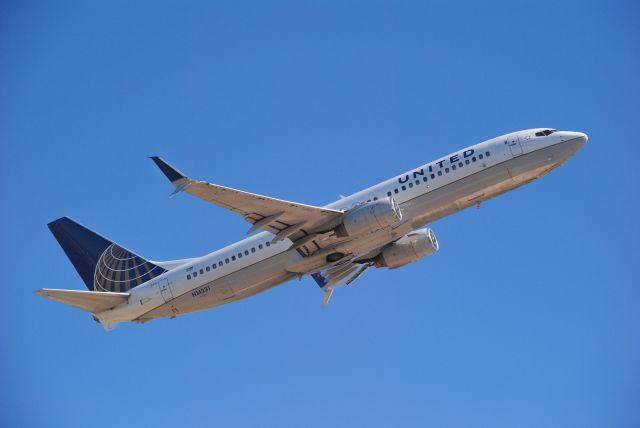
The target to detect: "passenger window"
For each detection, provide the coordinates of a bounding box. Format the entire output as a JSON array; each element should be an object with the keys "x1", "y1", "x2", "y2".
[
  {"x1": 212, "y1": 264, "x2": 216, "y2": 269},
  {"x1": 445, "y1": 167, "x2": 450, "y2": 173},
  {"x1": 244, "y1": 250, "x2": 248, "y2": 256},
  {"x1": 232, "y1": 256, "x2": 236, "y2": 261},
  {"x1": 465, "y1": 159, "x2": 470, "y2": 165},
  {"x1": 373, "y1": 196, "x2": 378, "y2": 201},
  {"x1": 479, "y1": 154, "x2": 483, "y2": 160},
  {"x1": 430, "y1": 173, "x2": 435, "y2": 179},
  {"x1": 387, "y1": 191, "x2": 392, "y2": 197},
  {"x1": 193, "y1": 272, "x2": 198, "y2": 278},
  {"x1": 485, "y1": 151, "x2": 490, "y2": 157},
  {"x1": 408, "y1": 183, "x2": 413, "y2": 188},
  {"x1": 401, "y1": 185, "x2": 406, "y2": 191},
  {"x1": 187, "y1": 274, "x2": 191, "y2": 280},
  {"x1": 437, "y1": 171, "x2": 442, "y2": 176},
  {"x1": 259, "y1": 244, "x2": 263, "y2": 249},
  {"x1": 199, "y1": 269, "x2": 204, "y2": 274},
  {"x1": 452, "y1": 165, "x2": 456, "y2": 170},
  {"x1": 415, "y1": 180, "x2": 420, "y2": 185},
  {"x1": 218, "y1": 261, "x2": 223, "y2": 267},
  {"x1": 423, "y1": 177, "x2": 428, "y2": 182},
  {"x1": 472, "y1": 157, "x2": 476, "y2": 162},
  {"x1": 458, "y1": 162, "x2": 463, "y2": 167},
  {"x1": 225, "y1": 258, "x2": 230, "y2": 264},
  {"x1": 206, "y1": 266, "x2": 210, "y2": 272},
  {"x1": 251, "y1": 248, "x2": 255, "y2": 253},
  {"x1": 394, "y1": 189, "x2": 399, "y2": 194},
  {"x1": 238, "y1": 253, "x2": 242, "y2": 259},
  {"x1": 266, "y1": 242, "x2": 270, "y2": 247}
]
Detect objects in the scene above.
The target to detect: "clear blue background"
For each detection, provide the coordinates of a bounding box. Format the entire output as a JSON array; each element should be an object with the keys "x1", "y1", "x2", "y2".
[{"x1": 2, "y1": 1, "x2": 638, "y2": 427}]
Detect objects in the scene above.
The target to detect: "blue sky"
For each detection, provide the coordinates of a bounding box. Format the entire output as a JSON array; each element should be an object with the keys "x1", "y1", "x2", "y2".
[{"x1": 1, "y1": 1, "x2": 638, "y2": 427}]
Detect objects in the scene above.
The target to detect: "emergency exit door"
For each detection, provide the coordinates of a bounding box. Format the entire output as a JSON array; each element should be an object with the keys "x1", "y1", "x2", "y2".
[{"x1": 156, "y1": 278, "x2": 173, "y2": 302}]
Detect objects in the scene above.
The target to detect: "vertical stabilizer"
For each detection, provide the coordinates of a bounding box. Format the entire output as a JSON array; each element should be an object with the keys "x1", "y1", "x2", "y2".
[{"x1": 48, "y1": 217, "x2": 166, "y2": 292}]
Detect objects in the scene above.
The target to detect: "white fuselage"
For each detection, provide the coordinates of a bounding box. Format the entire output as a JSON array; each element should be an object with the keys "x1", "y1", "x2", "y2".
[{"x1": 96, "y1": 129, "x2": 587, "y2": 324}]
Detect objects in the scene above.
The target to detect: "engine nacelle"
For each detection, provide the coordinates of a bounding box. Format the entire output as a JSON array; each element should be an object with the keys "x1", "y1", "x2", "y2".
[
  {"x1": 374, "y1": 228, "x2": 439, "y2": 269},
  {"x1": 338, "y1": 198, "x2": 402, "y2": 237}
]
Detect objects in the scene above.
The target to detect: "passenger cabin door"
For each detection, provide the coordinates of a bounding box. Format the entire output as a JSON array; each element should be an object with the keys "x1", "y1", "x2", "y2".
[{"x1": 507, "y1": 135, "x2": 523, "y2": 156}]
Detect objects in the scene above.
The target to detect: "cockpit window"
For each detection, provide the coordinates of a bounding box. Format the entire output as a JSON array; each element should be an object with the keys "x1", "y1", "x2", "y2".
[{"x1": 535, "y1": 129, "x2": 557, "y2": 137}]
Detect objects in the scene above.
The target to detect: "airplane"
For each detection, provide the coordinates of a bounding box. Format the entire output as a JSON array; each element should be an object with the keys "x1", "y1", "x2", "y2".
[{"x1": 36, "y1": 128, "x2": 587, "y2": 330}]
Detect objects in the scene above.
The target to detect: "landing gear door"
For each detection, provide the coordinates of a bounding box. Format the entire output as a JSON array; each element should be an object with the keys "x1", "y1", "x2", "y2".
[{"x1": 507, "y1": 134, "x2": 523, "y2": 157}]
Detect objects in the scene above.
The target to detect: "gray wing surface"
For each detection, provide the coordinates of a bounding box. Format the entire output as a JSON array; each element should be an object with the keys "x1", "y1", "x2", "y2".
[{"x1": 150, "y1": 157, "x2": 343, "y2": 243}]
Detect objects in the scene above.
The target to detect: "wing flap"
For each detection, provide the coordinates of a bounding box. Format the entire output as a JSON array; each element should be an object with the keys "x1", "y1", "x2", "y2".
[{"x1": 36, "y1": 289, "x2": 129, "y2": 313}]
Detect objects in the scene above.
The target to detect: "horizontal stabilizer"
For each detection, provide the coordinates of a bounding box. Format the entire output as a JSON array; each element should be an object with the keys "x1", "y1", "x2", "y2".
[{"x1": 35, "y1": 289, "x2": 129, "y2": 313}]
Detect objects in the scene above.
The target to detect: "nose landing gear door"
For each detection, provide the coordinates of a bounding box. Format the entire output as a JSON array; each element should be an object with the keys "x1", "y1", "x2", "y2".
[{"x1": 507, "y1": 135, "x2": 523, "y2": 157}]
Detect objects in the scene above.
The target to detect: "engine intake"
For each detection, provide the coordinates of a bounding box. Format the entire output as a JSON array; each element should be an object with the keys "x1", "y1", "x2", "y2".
[
  {"x1": 338, "y1": 198, "x2": 402, "y2": 237},
  {"x1": 375, "y1": 228, "x2": 439, "y2": 269}
]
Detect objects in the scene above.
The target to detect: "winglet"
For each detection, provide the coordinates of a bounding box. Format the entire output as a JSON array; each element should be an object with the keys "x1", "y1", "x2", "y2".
[
  {"x1": 322, "y1": 289, "x2": 333, "y2": 305},
  {"x1": 311, "y1": 272, "x2": 327, "y2": 288},
  {"x1": 149, "y1": 156, "x2": 187, "y2": 184}
]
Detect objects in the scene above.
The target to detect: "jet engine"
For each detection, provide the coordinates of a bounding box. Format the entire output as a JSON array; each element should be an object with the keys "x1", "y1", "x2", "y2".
[
  {"x1": 374, "y1": 228, "x2": 439, "y2": 269},
  {"x1": 338, "y1": 198, "x2": 402, "y2": 237}
]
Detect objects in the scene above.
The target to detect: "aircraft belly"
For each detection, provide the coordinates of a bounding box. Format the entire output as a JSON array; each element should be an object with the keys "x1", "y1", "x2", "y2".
[
  {"x1": 511, "y1": 139, "x2": 581, "y2": 182},
  {"x1": 401, "y1": 145, "x2": 562, "y2": 228},
  {"x1": 139, "y1": 252, "x2": 296, "y2": 319},
  {"x1": 400, "y1": 162, "x2": 513, "y2": 227}
]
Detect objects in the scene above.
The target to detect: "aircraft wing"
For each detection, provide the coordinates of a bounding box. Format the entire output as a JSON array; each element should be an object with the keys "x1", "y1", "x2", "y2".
[{"x1": 150, "y1": 157, "x2": 344, "y2": 243}]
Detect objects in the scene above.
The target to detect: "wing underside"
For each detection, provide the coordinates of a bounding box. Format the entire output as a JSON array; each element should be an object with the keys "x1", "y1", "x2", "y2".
[{"x1": 150, "y1": 157, "x2": 343, "y2": 250}]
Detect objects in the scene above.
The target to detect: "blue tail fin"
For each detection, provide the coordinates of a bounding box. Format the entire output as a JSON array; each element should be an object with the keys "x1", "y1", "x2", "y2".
[{"x1": 48, "y1": 217, "x2": 166, "y2": 292}]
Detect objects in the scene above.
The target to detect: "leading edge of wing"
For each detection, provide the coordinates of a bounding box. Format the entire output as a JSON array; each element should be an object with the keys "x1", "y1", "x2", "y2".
[
  {"x1": 149, "y1": 156, "x2": 343, "y2": 215},
  {"x1": 149, "y1": 156, "x2": 344, "y2": 239}
]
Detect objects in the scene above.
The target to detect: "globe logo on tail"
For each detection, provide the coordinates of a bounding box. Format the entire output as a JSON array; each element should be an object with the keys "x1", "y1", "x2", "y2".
[{"x1": 94, "y1": 244, "x2": 166, "y2": 292}]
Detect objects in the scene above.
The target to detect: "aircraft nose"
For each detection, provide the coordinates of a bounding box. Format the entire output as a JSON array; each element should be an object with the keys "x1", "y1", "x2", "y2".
[
  {"x1": 559, "y1": 131, "x2": 588, "y2": 157},
  {"x1": 564, "y1": 131, "x2": 588, "y2": 146},
  {"x1": 580, "y1": 132, "x2": 589, "y2": 145},
  {"x1": 575, "y1": 132, "x2": 588, "y2": 146},
  {"x1": 563, "y1": 132, "x2": 589, "y2": 152}
]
